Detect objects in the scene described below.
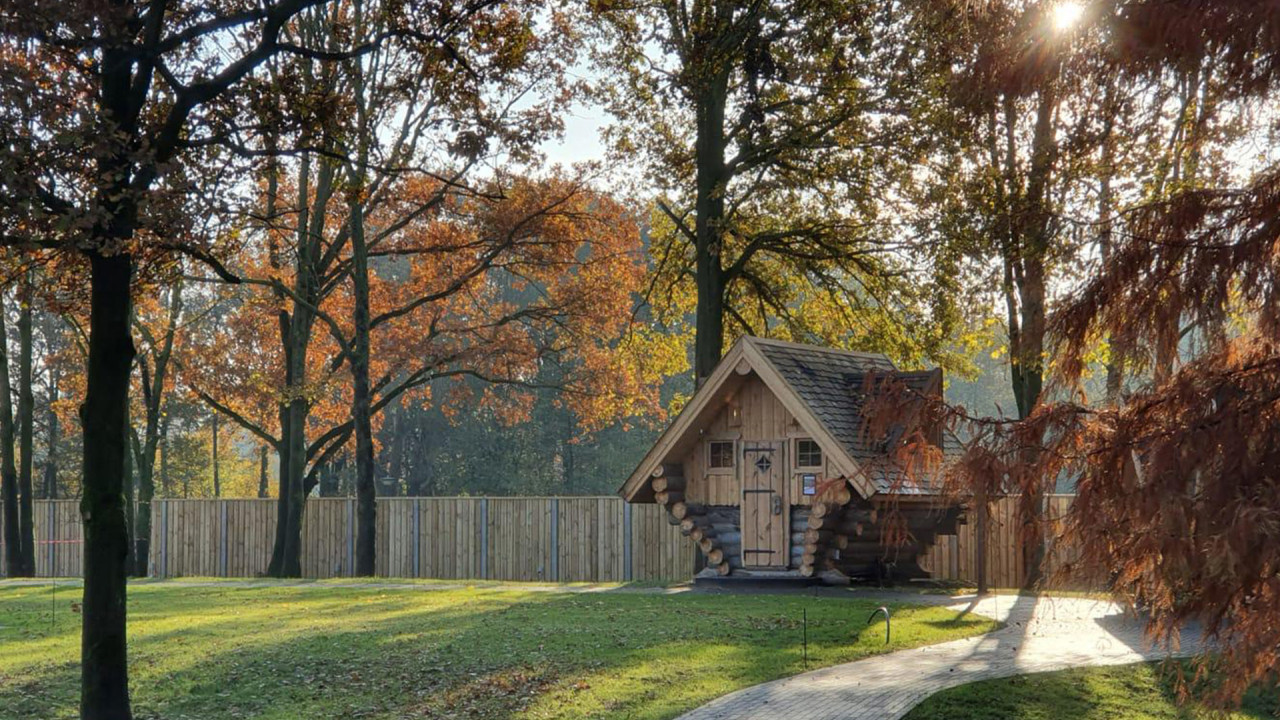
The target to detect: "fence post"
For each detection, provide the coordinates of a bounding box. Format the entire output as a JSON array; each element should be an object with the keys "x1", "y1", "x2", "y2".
[
  {"x1": 46, "y1": 501, "x2": 55, "y2": 577},
  {"x1": 346, "y1": 498, "x2": 355, "y2": 577},
  {"x1": 479, "y1": 498, "x2": 488, "y2": 580},
  {"x1": 219, "y1": 500, "x2": 229, "y2": 577},
  {"x1": 412, "y1": 500, "x2": 421, "y2": 578},
  {"x1": 160, "y1": 500, "x2": 169, "y2": 579},
  {"x1": 622, "y1": 502, "x2": 633, "y2": 582},
  {"x1": 549, "y1": 498, "x2": 559, "y2": 582}
]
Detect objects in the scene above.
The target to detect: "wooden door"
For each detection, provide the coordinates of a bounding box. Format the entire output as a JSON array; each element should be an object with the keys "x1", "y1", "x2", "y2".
[{"x1": 741, "y1": 441, "x2": 788, "y2": 569}]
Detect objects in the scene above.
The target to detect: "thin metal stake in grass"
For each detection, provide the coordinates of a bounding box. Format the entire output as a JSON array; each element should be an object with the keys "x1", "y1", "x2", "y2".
[{"x1": 803, "y1": 607, "x2": 808, "y2": 670}]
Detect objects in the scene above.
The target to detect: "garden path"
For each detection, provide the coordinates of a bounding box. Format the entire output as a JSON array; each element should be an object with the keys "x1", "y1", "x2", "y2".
[{"x1": 677, "y1": 592, "x2": 1204, "y2": 720}]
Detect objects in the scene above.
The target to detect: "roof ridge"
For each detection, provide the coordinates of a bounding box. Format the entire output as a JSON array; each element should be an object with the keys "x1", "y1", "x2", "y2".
[{"x1": 744, "y1": 335, "x2": 895, "y2": 362}]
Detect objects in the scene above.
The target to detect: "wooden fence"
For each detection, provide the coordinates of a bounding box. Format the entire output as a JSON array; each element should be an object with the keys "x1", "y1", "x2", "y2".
[
  {"x1": 919, "y1": 494, "x2": 1075, "y2": 588},
  {"x1": 2, "y1": 496, "x2": 1073, "y2": 587},
  {"x1": 1, "y1": 497, "x2": 694, "y2": 582}
]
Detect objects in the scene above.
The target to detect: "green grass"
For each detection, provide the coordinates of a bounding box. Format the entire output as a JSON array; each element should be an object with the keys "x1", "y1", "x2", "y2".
[
  {"x1": 904, "y1": 662, "x2": 1279, "y2": 720},
  {"x1": 0, "y1": 580, "x2": 996, "y2": 720}
]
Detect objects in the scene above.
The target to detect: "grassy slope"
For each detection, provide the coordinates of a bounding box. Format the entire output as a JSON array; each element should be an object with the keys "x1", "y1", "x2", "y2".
[
  {"x1": 0, "y1": 581, "x2": 995, "y2": 720},
  {"x1": 904, "y1": 663, "x2": 1278, "y2": 720}
]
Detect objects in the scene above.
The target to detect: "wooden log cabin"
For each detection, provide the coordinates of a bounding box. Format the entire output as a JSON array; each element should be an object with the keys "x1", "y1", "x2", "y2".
[{"x1": 619, "y1": 337, "x2": 961, "y2": 583}]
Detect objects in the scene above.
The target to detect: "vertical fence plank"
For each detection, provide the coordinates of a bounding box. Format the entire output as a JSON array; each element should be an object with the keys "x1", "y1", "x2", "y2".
[
  {"x1": 160, "y1": 499, "x2": 168, "y2": 578},
  {"x1": 412, "y1": 499, "x2": 421, "y2": 578},
  {"x1": 623, "y1": 501, "x2": 632, "y2": 582},
  {"x1": 219, "y1": 500, "x2": 228, "y2": 578},
  {"x1": 346, "y1": 498, "x2": 354, "y2": 577},
  {"x1": 479, "y1": 498, "x2": 488, "y2": 580},
  {"x1": 549, "y1": 498, "x2": 559, "y2": 582}
]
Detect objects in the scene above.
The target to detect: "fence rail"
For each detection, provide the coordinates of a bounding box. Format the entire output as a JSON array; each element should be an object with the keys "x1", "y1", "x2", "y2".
[{"x1": 2, "y1": 496, "x2": 1073, "y2": 586}]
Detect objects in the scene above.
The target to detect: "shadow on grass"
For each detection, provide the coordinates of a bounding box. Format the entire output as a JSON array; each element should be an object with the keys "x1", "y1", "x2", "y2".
[{"x1": 0, "y1": 584, "x2": 995, "y2": 720}]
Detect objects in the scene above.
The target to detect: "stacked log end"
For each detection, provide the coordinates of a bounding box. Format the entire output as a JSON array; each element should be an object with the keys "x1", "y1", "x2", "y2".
[
  {"x1": 670, "y1": 500, "x2": 707, "y2": 521},
  {"x1": 798, "y1": 483, "x2": 960, "y2": 581},
  {"x1": 652, "y1": 475, "x2": 686, "y2": 493},
  {"x1": 654, "y1": 490, "x2": 684, "y2": 506},
  {"x1": 797, "y1": 485, "x2": 858, "y2": 578},
  {"x1": 653, "y1": 466, "x2": 730, "y2": 576}
]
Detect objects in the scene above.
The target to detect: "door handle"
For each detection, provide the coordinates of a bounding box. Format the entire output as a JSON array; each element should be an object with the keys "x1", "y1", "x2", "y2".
[{"x1": 772, "y1": 495, "x2": 782, "y2": 516}]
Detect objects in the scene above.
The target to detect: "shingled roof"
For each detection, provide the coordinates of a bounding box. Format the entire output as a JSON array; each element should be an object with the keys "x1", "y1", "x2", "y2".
[{"x1": 751, "y1": 339, "x2": 947, "y2": 494}]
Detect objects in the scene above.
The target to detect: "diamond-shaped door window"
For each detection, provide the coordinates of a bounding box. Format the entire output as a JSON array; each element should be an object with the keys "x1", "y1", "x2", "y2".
[{"x1": 754, "y1": 455, "x2": 772, "y2": 473}]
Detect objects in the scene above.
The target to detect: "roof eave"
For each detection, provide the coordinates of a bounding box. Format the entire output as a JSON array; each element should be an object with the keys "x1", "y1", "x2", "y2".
[{"x1": 617, "y1": 339, "x2": 752, "y2": 502}]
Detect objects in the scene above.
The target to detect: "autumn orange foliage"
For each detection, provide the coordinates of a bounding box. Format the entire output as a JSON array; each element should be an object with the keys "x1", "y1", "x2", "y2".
[{"x1": 186, "y1": 171, "x2": 661, "y2": 472}]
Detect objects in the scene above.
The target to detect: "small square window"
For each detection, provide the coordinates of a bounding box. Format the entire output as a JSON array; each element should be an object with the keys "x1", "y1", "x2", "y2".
[
  {"x1": 709, "y1": 441, "x2": 735, "y2": 469},
  {"x1": 796, "y1": 439, "x2": 822, "y2": 468}
]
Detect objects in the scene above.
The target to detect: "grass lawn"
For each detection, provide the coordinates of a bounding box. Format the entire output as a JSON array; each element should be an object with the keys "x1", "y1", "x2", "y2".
[
  {"x1": 0, "y1": 580, "x2": 996, "y2": 720},
  {"x1": 904, "y1": 662, "x2": 1279, "y2": 720}
]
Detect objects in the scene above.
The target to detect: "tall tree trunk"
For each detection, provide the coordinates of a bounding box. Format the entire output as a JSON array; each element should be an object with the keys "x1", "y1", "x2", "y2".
[
  {"x1": 122, "y1": 405, "x2": 136, "y2": 577},
  {"x1": 0, "y1": 291, "x2": 21, "y2": 578},
  {"x1": 1098, "y1": 86, "x2": 1123, "y2": 404},
  {"x1": 132, "y1": 431, "x2": 152, "y2": 577},
  {"x1": 388, "y1": 401, "x2": 404, "y2": 494},
  {"x1": 17, "y1": 277, "x2": 34, "y2": 576},
  {"x1": 158, "y1": 413, "x2": 170, "y2": 497},
  {"x1": 43, "y1": 372, "x2": 58, "y2": 500},
  {"x1": 135, "y1": 280, "x2": 179, "y2": 577},
  {"x1": 693, "y1": 72, "x2": 731, "y2": 384},
  {"x1": 348, "y1": 19, "x2": 377, "y2": 575},
  {"x1": 1015, "y1": 86, "x2": 1058, "y2": 590},
  {"x1": 265, "y1": 139, "x2": 291, "y2": 576},
  {"x1": 267, "y1": 408, "x2": 291, "y2": 575},
  {"x1": 258, "y1": 445, "x2": 269, "y2": 499},
  {"x1": 271, "y1": 147, "x2": 330, "y2": 578},
  {"x1": 350, "y1": 193, "x2": 376, "y2": 576},
  {"x1": 80, "y1": 249, "x2": 136, "y2": 720},
  {"x1": 269, "y1": 146, "x2": 310, "y2": 578},
  {"x1": 211, "y1": 412, "x2": 220, "y2": 498},
  {"x1": 280, "y1": 379, "x2": 308, "y2": 577}
]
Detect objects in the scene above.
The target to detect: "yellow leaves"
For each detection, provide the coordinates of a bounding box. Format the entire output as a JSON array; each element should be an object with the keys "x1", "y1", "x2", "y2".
[
  {"x1": 565, "y1": 325, "x2": 686, "y2": 434},
  {"x1": 667, "y1": 391, "x2": 690, "y2": 417}
]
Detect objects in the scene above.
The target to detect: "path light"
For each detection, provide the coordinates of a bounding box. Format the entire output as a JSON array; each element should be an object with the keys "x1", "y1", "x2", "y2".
[
  {"x1": 1051, "y1": 1, "x2": 1085, "y2": 32},
  {"x1": 867, "y1": 605, "x2": 891, "y2": 645}
]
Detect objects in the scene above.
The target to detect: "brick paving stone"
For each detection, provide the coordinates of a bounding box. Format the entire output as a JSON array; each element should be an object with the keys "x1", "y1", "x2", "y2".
[{"x1": 677, "y1": 593, "x2": 1205, "y2": 720}]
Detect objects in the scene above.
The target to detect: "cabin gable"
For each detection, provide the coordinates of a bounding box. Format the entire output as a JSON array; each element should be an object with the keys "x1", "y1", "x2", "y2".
[
  {"x1": 681, "y1": 373, "x2": 837, "y2": 508},
  {"x1": 617, "y1": 337, "x2": 867, "y2": 504}
]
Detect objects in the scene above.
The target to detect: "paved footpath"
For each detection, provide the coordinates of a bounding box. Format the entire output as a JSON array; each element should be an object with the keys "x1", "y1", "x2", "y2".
[{"x1": 678, "y1": 592, "x2": 1205, "y2": 720}]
